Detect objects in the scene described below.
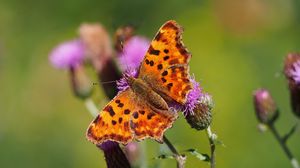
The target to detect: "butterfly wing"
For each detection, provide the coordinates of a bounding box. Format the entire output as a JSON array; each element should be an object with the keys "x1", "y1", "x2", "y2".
[
  {"x1": 86, "y1": 88, "x2": 177, "y2": 145},
  {"x1": 129, "y1": 99, "x2": 178, "y2": 142},
  {"x1": 138, "y1": 20, "x2": 192, "y2": 104},
  {"x1": 87, "y1": 89, "x2": 134, "y2": 145}
]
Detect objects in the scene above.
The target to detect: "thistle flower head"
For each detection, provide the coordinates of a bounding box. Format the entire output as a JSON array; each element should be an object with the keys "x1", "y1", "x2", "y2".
[
  {"x1": 117, "y1": 36, "x2": 150, "y2": 71},
  {"x1": 49, "y1": 39, "x2": 84, "y2": 69},
  {"x1": 185, "y1": 93, "x2": 213, "y2": 130},
  {"x1": 116, "y1": 68, "x2": 138, "y2": 92},
  {"x1": 183, "y1": 78, "x2": 203, "y2": 115},
  {"x1": 289, "y1": 60, "x2": 300, "y2": 85},
  {"x1": 284, "y1": 53, "x2": 300, "y2": 117},
  {"x1": 253, "y1": 89, "x2": 278, "y2": 124}
]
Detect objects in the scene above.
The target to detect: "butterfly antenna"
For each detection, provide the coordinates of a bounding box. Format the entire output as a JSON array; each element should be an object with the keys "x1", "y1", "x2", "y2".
[{"x1": 92, "y1": 80, "x2": 118, "y2": 86}]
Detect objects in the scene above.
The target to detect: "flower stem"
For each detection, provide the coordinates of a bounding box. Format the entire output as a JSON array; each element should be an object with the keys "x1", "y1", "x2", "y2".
[
  {"x1": 84, "y1": 98, "x2": 99, "y2": 117},
  {"x1": 206, "y1": 126, "x2": 216, "y2": 168},
  {"x1": 269, "y1": 123, "x2": 299, "y2": 168},
  {"x1": 163, "y1": 135, "x2": 186, "y2": 168}
]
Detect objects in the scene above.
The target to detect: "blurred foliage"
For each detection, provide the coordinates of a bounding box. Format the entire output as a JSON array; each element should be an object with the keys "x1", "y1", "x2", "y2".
[{"x1": 1, "y1": 0, "x2": 300, "y2": 167}]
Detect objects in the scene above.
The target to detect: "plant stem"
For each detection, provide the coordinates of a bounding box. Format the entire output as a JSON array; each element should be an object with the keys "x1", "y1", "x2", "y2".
[
  {"x1": 163, "y1": 136, "x2": 186, "y2": 168},
  {"x1": 269, "y1": 124, "x2": 299, "y2": 168},
  {"x1": 84, "y1": 98, "x2": 99, "y2": 117},
  {"x1": 206, "y1": 126, "x2": 216, "y2": 168}
]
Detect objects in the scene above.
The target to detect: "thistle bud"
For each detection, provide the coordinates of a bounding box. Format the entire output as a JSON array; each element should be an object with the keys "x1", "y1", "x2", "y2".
[
  {"x1": 253, "y1": 89, "x2": 278, "y2": 124},
  {"x1": 185, "y1": 94, "x2": 213, "y2": 130},
  {"x1": 284, "y1": 53, "x2": 300, "y2": 117},
  {"x1": 114, "y1": 25, "x2": 135, "y2": 52},
  {"x1": 78, "y1": 23, "x2": 113, "y2": 73},
  {"x1": 124, "y1": 142, "x2": 140, "y2": 167},
  {"x1": 97, "y1": 141, "x2": 131, "y2": 168},
  {"x1": 70, "y1": 64, "x2": 92, "y2": 99},
  {"x1": 79, "y1": 23, "x2": 121, "y2": 99}
]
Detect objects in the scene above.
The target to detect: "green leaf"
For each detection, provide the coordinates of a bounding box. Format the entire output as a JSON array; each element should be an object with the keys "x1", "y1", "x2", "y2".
[
  {"x1": 184, "y1": 149, "x2": 210, "y2": 162},
  {"x1": 154, "y1": 154, "x2": 175, "y2": 160},
  {"x1": 214, "y1": 138, "x2": 225, "y2": 147}
]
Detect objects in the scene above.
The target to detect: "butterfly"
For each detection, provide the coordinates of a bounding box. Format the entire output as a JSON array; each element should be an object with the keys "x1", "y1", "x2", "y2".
[{"x1": 86, "y1": 20, "x2": 192, "y2": 145}]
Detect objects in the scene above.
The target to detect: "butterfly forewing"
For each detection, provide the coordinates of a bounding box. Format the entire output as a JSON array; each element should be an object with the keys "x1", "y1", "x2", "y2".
[{"x1": 138, "y1": 20, "x2": 192, "y2": 104}]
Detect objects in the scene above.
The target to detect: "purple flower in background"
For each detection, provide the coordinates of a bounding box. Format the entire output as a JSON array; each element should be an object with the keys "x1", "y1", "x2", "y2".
[
  {"x1": 253, "y1": 89, "x2": 278, "y2": 124},
  {"x1": 284, "y1": 53, "x2": 300, "y2": 117},
  {"x1": 49, "y1": 39, "x2": 85, "y2": 69},
  {"x1": 124, "y1": 142, "x2": 141, "y2": 166},
  {"x1": 290, "y1": 60, "x2": 300, "y2": 85},
  {"x1": 118, "y1": 36, "x2": 150, "y2": 70}
]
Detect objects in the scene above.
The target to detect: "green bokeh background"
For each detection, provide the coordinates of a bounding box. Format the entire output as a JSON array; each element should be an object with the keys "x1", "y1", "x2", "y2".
[{"x1": 1, "y1": 0, "x2": 300, "y2": 167}]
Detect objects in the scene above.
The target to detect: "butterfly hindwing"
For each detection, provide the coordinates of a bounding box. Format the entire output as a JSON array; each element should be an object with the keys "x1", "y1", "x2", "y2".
[
  {"x1": 138, "y1": 20, "x2": 192, "y2": 104},
  {"x1": 86, "y1": 89, "x2": 134, "y2": 144},
  {"x1": 86, "y1": 88, "x2": 177, "y2": 144},
  {"x1": 129, "y1": 102, "x2": 178, "y2": 142}
]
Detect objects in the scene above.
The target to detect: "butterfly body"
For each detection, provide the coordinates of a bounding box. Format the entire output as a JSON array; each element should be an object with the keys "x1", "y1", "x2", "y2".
[
  {"x1": 126, "y1": 76, "x2": 169, "y2": 111},
  {"x1": 87, "y1": 20, "x2": 192, "y2": 145}
]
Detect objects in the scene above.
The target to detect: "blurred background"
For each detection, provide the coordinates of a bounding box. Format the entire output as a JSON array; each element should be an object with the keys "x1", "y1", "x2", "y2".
[{"x1": 1, "y1": 0, "x2": 300, "y2": 167}]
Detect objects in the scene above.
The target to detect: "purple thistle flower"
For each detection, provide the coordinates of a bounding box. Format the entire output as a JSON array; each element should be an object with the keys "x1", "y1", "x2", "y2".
[
  {"x1": 183, "y1": 79, "x2": 213, "y2": 130},
  {"x1": 284, "y1": 53, "x2": 300, "y2": 117},
  {"x1": 118, "y1": 36, "x2": 150, "y2": 71},
  {"x1": 116, "y1": 68, "x2": 138, "y2": 92},
  {"x1": 49, "y1": 39, "x2": 85, "y2": 69},
  {"x1": 183, "y1": 78, "x2": 203, "y2": 115},
  {"x1": 290, "y1": 60, "x2": 300, "y2": 85}
]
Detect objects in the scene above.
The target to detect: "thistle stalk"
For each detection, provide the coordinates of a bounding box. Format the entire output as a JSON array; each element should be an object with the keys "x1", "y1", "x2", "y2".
[
  {"x1": 163, "y1": 136, "x2": 186, "y2": 168},
  {"x1": 206, "y1": 126, "x2": 216, "y2": 168},
  {"x1": 268, "y1": 123, "x2": 299, "y2": 168}
]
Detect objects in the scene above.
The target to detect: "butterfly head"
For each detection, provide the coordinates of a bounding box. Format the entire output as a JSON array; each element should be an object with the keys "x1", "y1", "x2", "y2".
[{"x1": 123, "y1": 73, "x2": 135, "y2": 87}]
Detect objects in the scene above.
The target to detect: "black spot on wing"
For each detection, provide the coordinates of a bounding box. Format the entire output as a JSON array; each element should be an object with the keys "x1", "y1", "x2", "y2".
[
  {"x1": 118, "y1": 117, "x2": 123, "y2": 123},
  {"x1": 162, "y1": 71, "x2": 168, "y2": 76},
  {"x1": 139, "y1": 110, "x2": 145, "y2": 115},
  {"x1": 124, "y1": 109, "x2": 131, "y2": 115},
  {"x1": 104, "y1": 105, "x2": 115, "y2": 117},
  {"x1": 157, "y1": 64, "x2": 163, "y2": 70},
  {"x1": 149, "y1": 60, "x2": 154, "y2": 66},
  {"x1": 163, "y1": 56, "x2": 170, "y2": 61},
  {"x1": 147, "y1": 112, "x2": 156, "y2": 120},
  {"x1": 167, "y1": 83, "x2": 173, "y2": 90},
  {"x1": 149, "y1": 45, "x2": 160, "y2": 55},
  {"x1": 133, "y1": 111, "x2": 139, "y2": 119},
  {"x1": 161, "y1": 78, "x2": 167, "y2": 83}
]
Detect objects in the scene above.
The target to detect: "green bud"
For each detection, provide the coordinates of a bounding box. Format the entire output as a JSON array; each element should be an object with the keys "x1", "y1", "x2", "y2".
[{"x1": 185, "y1": 94, "x2": 213, "y2": 131}]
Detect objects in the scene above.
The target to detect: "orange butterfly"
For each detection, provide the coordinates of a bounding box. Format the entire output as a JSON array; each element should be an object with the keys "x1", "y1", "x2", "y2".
[{"x1": 86, "y1": 20, "x2": 192, "y2": 145}]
